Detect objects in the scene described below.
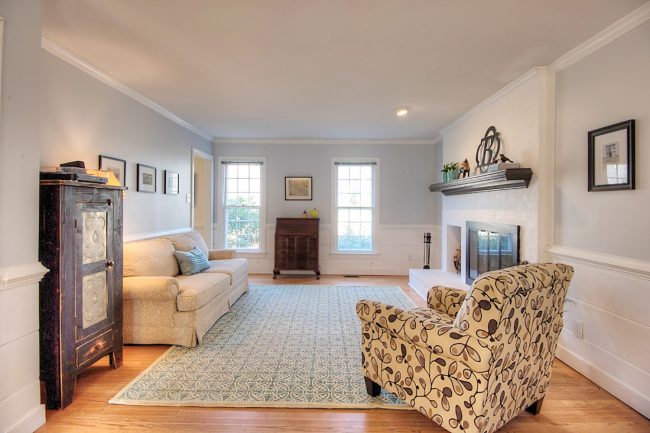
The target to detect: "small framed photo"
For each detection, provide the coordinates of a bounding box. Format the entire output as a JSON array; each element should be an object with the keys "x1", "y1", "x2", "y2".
[
  {"x1": 164, "y1": 170, "x2": 179, "y2": 195},
  {"x1": 588, "y1": 119, "x2": 635, "y2": 191},
  {"x1": 98, "y1": 155, "x2": 126, "y2": 186},
  {"x1": 285, "y1": 176, "x2": 312, "y2": 200},
  {"x1": 137, "y1": 164, "x2": 157, "y2": 193}
]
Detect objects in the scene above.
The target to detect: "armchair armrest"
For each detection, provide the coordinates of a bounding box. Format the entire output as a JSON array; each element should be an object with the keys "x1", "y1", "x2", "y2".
[
  {"x1": 208, "y1": 249, "x2": 237, "y2": 260},
  {"x1": 356, "y1": 300, "x2": 491, "y2": 372},
  {"x1": 427, "y1": 286, "x2": 467, "y2": 316},
  {"x1": 123, "y1": 276, "x2": 179, "y2": 301}
]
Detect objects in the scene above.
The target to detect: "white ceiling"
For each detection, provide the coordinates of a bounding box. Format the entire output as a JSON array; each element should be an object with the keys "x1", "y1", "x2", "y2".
[{"x1": 43, "y1": 0, "x2": 646, "y2": 141}]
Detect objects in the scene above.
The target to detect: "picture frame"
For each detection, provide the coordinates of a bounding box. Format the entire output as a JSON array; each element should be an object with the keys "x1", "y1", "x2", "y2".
[
  {"x1": 137, "y1": 164, "x2": 157, "y2": 193},
  {"x1": 98, "y1": 155, "x2": 126, "y2": 186},
  {"x1": 164, "y1": 170, "x2": 179, "y2": 195},
  {"x1": 588, "y1": 119, "x2": 635, "y2": 191},
  {"x1": 285, "y1": 176, "x2": 312, "y2": 200}
]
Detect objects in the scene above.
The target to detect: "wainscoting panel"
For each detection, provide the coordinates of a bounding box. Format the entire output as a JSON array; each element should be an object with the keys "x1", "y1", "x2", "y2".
[
  {"x1": 214, "y1": 224, "x2": 441, "y2": 276},
  {"x1": 548, "y1": 246, "x2": 650, "y2": 418},
  {"x1": 0, "y1": 262, "x2": 47, "y2": 433}
]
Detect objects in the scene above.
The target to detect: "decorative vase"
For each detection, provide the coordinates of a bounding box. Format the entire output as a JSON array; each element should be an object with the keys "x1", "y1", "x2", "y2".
[{"x1": 449, "y1": 168, "x2": 460, "y2": 181}]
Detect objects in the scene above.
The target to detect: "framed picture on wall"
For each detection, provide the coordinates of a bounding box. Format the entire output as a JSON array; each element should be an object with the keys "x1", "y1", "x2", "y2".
[
  {"x1": 99, "y1": 155, "x2": 126, "y2": 186},
  {"x1": 164, "y1": 170, "x2": 179, "y2": 195},
  {"x1": 588, "y1": 119, "x2": 635, "y2": 191},
  {"x1": 285, "y1": 176, "x2": 312, "y2": 200},
  {"x1": 137, "y1": 164, "x2": 157, "y2": 193}
]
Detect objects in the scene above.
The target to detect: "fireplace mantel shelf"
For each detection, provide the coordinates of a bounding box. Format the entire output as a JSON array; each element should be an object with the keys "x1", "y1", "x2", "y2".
[{"x1": 429, "y1": 168, "x2": 533, "y2": 196}]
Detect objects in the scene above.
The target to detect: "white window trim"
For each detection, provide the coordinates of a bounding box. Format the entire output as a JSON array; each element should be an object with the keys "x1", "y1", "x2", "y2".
[
  {"x1": 216, "y1": 156, "x2": 267, "y2": 254},
  {"x1": 331, "y1": 157, "x2": 380, "y2": 255}
]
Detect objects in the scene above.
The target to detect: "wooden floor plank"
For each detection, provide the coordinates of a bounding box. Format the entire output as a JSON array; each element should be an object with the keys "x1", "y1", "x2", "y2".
[{"x1": 36, "y1": 275, "x2": 649, "y2": 433}]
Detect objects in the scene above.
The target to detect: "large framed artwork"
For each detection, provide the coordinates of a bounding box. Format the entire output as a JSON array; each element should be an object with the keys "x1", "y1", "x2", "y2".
[
  {"x1": 588, "y1": 119, "x2": 635, "y2": 191},
  {"x1": 137, "y1": 164, "x2": 157, "y2": 193},
  {"x1": 99, "y1": 155, "x2": 127, "y2": 186},
  {"x1": 285, "y1": 176, "x2": 312, "y2": 200}
]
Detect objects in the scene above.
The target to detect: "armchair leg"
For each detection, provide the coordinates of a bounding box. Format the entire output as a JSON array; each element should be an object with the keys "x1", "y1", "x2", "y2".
[
  {"x1": 525, "y1": 397, "x2": 544, "y2": 415},
  {"x1": 364, "y1": 377, "x2": 381, "y2": 397}
]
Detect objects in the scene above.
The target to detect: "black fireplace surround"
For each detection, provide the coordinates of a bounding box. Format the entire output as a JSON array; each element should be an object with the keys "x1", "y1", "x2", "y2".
[{"x1": 466, "y1": 221, "x2": 520, "y2": 285}]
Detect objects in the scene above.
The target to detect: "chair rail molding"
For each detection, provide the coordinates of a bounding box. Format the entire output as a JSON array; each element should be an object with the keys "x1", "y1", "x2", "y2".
[
  {"x1": 547, "y1": 245, "x2": 650, "y2": 281},
  {"x1": 124, "y1": 227, "x2": 192, "y2": 243},
  {"x1": 0, "y1": 262, "x2": 48, "y2": 292}
]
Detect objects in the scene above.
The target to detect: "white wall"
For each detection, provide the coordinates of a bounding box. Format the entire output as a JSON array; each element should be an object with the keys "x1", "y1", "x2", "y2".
[
  {"x1": 40, "y1": 51, "x2": 213, "y2": 240},
  {"x1": 213, "y1": 141, "x2": 441, "y2": 275},
  {"x1": 550, "y1": 19, "x2": 650, "y2": 417},
  {"x1": 0, "y1": 1, "x2": 47, "y2": 432},
  {"x1": 438, "y1": 70, "x2": 552, "y2": 281}
]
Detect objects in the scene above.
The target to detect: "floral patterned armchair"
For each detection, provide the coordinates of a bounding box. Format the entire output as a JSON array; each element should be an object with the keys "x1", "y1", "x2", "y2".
[{"x1": 356, "y1": 263, "x2": 574, "y2": 433}]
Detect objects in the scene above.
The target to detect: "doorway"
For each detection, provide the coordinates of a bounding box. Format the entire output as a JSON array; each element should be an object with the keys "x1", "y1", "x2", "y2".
[{"x1": 192, "y1": 149, "x2": 214, "y2": 248}]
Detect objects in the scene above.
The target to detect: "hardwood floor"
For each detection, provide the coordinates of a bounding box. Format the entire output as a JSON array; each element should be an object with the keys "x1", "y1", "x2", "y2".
[{"x1": 36, "y1": 275, "x2": 649, "y2": 433}]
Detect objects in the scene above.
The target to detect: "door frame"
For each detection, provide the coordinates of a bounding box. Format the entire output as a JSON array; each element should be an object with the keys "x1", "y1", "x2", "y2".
[{"x1": 191, "y1": 148, "x2": 214, "y2": 248}]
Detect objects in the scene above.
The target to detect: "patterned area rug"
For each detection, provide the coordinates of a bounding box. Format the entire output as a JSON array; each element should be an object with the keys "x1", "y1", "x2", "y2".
[{"x1": 110, "y1": 285, "x2": 415, "y2": 409}]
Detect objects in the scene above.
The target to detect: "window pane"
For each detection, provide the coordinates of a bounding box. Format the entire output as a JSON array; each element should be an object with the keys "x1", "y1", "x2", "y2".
[
  {"x1": 338, "y1": 179, "x2": 349, "y2": 193},
  {"x1": 227, "y1": 165, "x2": 238, "y2": 178},
  {"x1": 361, "y1": 180, "x2": 372, "y2": 194},
  {"x1": 250, "y1": 178, "x2": 260, "y2": 193},
  {"x1": 249, "y1": 164, "x2": 261, "y2": 179},
  {"x1": 361, "y1": 166, "x2": 372, "y2": 180},
  {"x1": 237, "y1": 179, "x2": 249, "y2": 192},
  {"x1": 338, "y1": 166, "x2": 349, "y2": 180},
  {"x1": 238, "y1": 164, "x2": 249, "y2": 178},
  {"x1": 349, "y1": 179, "x2": 360, "y2": 193},
  {"x1": 360, "y1": 209, "x2": 372, "y2": 222},
  {"x1": 349, "y1": 165, "x2": 361, "y2": 179}
]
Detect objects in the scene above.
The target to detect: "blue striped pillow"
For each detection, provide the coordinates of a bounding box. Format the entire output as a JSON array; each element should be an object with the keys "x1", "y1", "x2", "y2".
[{"x1": 174, "y1": 247, "x2": 210, "y2": 276}]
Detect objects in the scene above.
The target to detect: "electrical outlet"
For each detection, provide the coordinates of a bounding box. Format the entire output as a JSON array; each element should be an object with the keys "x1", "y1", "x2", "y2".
[{"x1": 575, "y1": 321, "x2": 584, "y2": 339}]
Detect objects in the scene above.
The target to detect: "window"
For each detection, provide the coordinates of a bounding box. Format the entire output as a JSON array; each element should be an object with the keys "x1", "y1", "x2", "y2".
[
  {"x1": 220, "y1": 158, "x2": 265, "y2": 251},
  {"x1": 333, "y1": 159, "x2": 377, "y2": 253}
]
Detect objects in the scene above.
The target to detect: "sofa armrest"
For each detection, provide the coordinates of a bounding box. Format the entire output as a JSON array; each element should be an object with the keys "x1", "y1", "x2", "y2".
[
  {"x1": 208, "y1": 249, "x2": 237, "y2": 260},
  {"x1": 427, "y1": 286, "x2": 467, "y2": 316},
  {"x1": 356, "y1": 300, "x2": 491, "y2": 373},
  {"x1": 123, "y1": 276, "x2": 179, "y2": 301}
]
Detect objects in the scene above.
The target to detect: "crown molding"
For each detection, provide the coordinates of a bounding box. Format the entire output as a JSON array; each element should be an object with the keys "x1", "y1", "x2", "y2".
[
  {"x1": 550, "y1": 2, "x2": 650, "y2": 72},
  {"x1": 439, "y1": 67, "x2": 544, "y2": 135},
  {"x1": 212, "y1": 138, "x2": 437, "y2": 146},
  {"x1": 41, "y1": 37, "x2": 214, "y2": 142}
]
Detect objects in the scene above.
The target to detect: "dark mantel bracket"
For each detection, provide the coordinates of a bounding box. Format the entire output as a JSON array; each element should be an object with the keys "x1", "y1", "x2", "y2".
[{"x1": 429, "y1": 168, "x2": 533, "y2": 196}]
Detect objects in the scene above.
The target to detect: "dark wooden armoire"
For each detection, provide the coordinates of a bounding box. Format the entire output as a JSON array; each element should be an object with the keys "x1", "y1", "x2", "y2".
[
  {"x1": 39, "y1": 180, "x2": 124, "y2": 409},
  {"x1": 273, "y1": 218, "x2": 320, "y2": 279}
]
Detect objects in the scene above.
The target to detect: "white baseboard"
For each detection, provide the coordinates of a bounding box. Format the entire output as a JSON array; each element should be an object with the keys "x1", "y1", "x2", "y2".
[
  {"x1": 0, "y1": 380, "x2": 45, "y2": 433},
  {"x1": 555, "y1": 344, "x2": 649, "y2": 418}
]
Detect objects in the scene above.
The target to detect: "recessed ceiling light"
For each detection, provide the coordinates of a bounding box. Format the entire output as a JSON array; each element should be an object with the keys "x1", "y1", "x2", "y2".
[{"x1": 396, "y1": 107, "x2": 409, "y2": 117}]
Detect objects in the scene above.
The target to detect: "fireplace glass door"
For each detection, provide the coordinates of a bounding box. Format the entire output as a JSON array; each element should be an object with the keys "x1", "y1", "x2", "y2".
[{"x1": 466, "y1": 221, "x2": 519, "y2": 285}]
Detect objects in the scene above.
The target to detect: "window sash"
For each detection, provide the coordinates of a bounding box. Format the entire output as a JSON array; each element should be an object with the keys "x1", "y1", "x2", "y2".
[
  {"x1": 221, "y1": 160, "x2": 264, "y2": 251},
  {"x1": 334, "y1": 161, "x2": 376, "y2": 252}
]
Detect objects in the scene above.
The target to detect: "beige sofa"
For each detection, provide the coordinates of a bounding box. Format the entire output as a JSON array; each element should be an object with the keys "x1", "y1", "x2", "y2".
[{"x1": 122, "y1": 231, "x2": 249, "y2": 347}]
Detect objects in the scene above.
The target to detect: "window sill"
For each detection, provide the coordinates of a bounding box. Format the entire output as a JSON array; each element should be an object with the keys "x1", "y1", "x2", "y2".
[
  {"x1": 330, "y1": 251, "x2": 379, "y2": 257},
  {"x1": 235, "y1": 250, "x2": 266, "y2": 256}
]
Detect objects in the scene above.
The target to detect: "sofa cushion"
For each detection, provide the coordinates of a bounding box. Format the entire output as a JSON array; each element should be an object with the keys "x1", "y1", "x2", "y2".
[
  {"x1": 124, "y1": 238, "x2": 179, "y2": 277},
  {"x1": 204, "y1": 258, "x2": 248, "y2": 284},
  {"x1": 174, "y1": 247, "x2": 210, "y2": 276},
  {"x1": 167, "y1": 231, "x2": 210, "y2": 255},
  {"x1": 167, "y1": 233, "x2": 196, "y2": 252},
  {"x1": 175, "y1": 272, "x2": 230, "y2": 312}
]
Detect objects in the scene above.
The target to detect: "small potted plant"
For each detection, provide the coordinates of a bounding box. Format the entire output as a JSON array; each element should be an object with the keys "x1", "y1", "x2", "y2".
[{"x1": 441, "y1": 162, "x2": 459, "y2": 182}]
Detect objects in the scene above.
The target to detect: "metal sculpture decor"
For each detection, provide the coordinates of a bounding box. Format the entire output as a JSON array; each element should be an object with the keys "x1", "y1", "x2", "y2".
[
  {"x1": 422, "y1": 232, "x2": 431, "y2": 269},
  {"x1": 475, "y1": 126, "x2": 501, "y2": 173}
]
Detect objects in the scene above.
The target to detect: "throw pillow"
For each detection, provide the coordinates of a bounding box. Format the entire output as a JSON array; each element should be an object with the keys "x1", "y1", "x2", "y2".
[{"x1": 174, "y1": 247, "x2": 210, "y2": 276}]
